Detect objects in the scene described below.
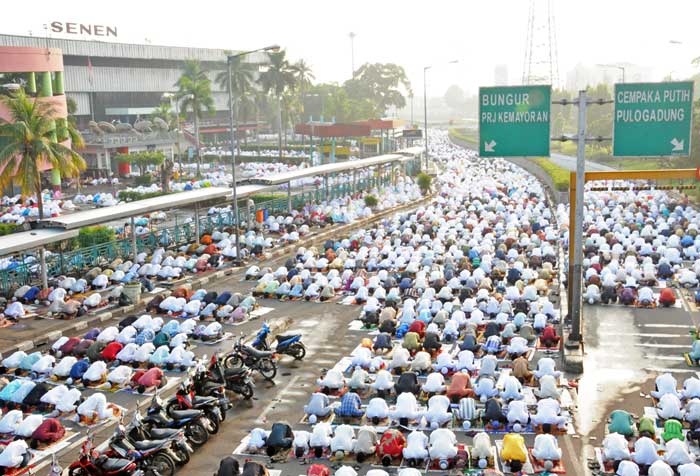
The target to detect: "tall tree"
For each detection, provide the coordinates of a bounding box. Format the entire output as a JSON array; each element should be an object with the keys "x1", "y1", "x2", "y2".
[
  {"x1": 0, "y1": 90, "x2": 86, "y2": 218},
  {"x1": 345, "y1": 63, "x2": 412, "y2": 115},
  {"x1": 261, "y1": 50, "x2": 296, "y2": 161},
  {"x1": 292, "y1": 60, "x2": 315, "y2": 121},
  {"x1": 216, "y1": 56, "x2": 256, "y2": 150},
  {"x1": 175, "y1": 59, "x2": 215, "y2": 176},
  {"x1": 443, "y1": 85, "x2": 465, "y2": 112}
]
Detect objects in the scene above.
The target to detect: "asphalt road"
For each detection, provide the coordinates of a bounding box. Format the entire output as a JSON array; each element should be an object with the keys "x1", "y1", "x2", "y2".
[
  {"x1": 578, "y1": 291, "x2": 699, "y2": 470},
  {"x1": 549, "y1": 153, "x2": 616, "y2": 173}
]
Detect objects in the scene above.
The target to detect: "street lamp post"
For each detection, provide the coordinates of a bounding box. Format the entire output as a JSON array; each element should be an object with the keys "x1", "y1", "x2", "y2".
[
  {"x1": 161, "y1": 92, "x2": 183, "y2": 174},
  {"x1": 227, "y1": 45, "x2": 279, "y2": 265},
  {"x1": 423, "y1": 60, "x2": 458, "y2": 171},
  {"x1": 596, "y1": 64, "x2": 626, "y2": 83},
  {"x1": 349, "y1": 32, "x2": 356, "y2": 79}
]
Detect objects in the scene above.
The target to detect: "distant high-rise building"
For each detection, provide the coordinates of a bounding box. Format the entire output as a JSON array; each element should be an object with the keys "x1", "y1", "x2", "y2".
[{"x1": 494, "y1": 65, "x2": 508, "y2": 85}]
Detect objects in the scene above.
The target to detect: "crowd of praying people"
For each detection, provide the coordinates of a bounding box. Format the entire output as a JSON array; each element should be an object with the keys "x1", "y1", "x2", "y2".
[{"x1": 234, "y1": 132, "x2": 572, "y2": 473}]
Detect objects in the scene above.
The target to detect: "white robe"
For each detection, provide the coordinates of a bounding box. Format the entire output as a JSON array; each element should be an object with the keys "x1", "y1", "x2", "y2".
[
  {"x1": 0, "y1": 440, "x2": 28, "y2": 468},
  {"x1": 532, "y1": 434, "x2": 561, "y2": 461},
  {"x1": 428, "y1": 428, "x2": 458, "y2": 460},
  {"x1": 402, "y1": 430, "x2": 429, "y2": 460}
]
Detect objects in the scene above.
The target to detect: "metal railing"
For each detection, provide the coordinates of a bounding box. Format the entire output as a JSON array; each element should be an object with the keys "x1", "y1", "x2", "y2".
[{"x1": 0, "y1": 169, "x2": 401, "y2": 294}]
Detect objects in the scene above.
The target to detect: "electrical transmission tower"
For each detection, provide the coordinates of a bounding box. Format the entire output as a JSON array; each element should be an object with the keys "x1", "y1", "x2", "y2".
[{"x1": 522, "y1": 0, "x2": 560, "y2": 88}]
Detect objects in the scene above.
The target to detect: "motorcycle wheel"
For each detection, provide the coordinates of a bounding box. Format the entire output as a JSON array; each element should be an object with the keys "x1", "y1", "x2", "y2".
[
  {"x1": 186, "y1": 420, "x2": 209, "y2": 447},
  {"x1": 239, "y1": 382, "x2": 254, "y2": 400},
  {"x1": 145, "y1": 453, "x2": 175, "y2": 476},
  {"x1": 205, "y1": 409, "x2": 220, "y2": 434},
  {"x1": 68, "y1": 468, "x2": 85, "y2": 476},
  {"x1": 165, "y1": 399, "x2": 180, "y2": 418},
  {"x1": 259, "y1": 358, "x2": 277, "y2": 381},
  {"x1": 219, "y1": 403, "x2": 228, "y2": 421},
  {"x1": 223, "y1": 354, "x2": 243, "y2": 369},
  {"x1": 289, "y1": 343, "x2": 306, "y2": 360},
  {"x1": 172, "y1": 446, "x2": 190, "y2": 466}
]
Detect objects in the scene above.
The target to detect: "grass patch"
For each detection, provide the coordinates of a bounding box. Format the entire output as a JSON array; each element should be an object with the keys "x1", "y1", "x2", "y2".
[
  {"x1": 533, "y1": 157, "x2": 570, "y2": 191},
  {"x1": 448, "y1": 128, "x2": 478, "y2": 147}
]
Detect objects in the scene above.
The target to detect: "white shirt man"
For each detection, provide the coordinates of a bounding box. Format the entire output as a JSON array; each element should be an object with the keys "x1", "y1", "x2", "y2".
[
  {"x1": 428, "y1": 428, "x2": 458, "y2": 460},
  {"x1": 402, "y1": 430, "x2": 429, "y2": 460},
  {"x1": 532, "y1": 433, "x2": 562, "y2": 461}
]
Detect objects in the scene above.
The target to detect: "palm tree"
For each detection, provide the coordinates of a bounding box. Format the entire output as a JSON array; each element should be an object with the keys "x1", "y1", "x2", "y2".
[
  {"x1": 175, "y1": 59, "x2": 215, "y2": 176},
  {"x1": 215, "y1": 56, "x2": 255, "y2": 153},
  {"x1": 0, "y1": 90, "x2": 86, "y2": 219},
  {"x1": 261, "y1": 50, "x2": 297, "y2": 161},
  {"x1": 292, "y1": 59, "x2": 315, "y2": 117}
]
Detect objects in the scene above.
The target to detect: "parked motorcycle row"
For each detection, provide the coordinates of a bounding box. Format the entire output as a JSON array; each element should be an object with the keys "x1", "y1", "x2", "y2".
[{"x1": 60, "y1": 324, "x2": 306, "y2": 476}]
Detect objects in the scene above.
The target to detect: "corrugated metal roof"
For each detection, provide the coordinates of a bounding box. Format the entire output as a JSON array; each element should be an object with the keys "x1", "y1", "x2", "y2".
[
  {"x1": 0, "y1": 229, "x2": 78, "y2": 255},
  {"x1": 0, "y1": 34, "x2": 247, "y2": 63},
  {"x1": 39, "y1": 184, "x2": 276, "y2": 230},
  {"x1": 244, "y1": 154, "x2": 406, "y2": 186},
  {"x1": 63, "y1": 65, "x2": 227, "y2": 93}
]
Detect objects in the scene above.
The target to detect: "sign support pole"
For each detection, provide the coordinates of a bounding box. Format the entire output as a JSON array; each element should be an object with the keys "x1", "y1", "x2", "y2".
[{"x1": 569, "y1": 90, "x2": 587, "y2": 345}]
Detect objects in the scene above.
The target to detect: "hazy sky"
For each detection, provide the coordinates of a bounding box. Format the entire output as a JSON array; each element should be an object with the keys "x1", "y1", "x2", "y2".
[{"x1": 2, "y1": 0, "x2": 699, "y2": 96}]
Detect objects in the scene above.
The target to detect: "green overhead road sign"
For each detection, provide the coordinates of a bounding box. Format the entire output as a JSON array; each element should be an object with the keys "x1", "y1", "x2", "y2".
[
  {"x1": 613, "y1": 81, "x2": 694, "y2": 157},
  {"x1": 479, "y1": 84, "x2": 551, "y2": 157}
]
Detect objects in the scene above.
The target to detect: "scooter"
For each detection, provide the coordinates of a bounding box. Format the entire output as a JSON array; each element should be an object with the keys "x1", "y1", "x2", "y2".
[
  {"x1": 223, "y1": 335, "x2": 277, "y2": 381},
  {"x1": 251, "y1": 323, "x2": 306, "y2": 360},
  {"x1": 68, "y1": 432, "x2": 144, "y2": 476},
  {"x1": 187, "y1": 358, "x2": 235, "y2": 410},
  {"x1": 165, "y1": 381, "x2": 224, "y2": 434},
  {"x1": 142, "y1": 393, "x2": 211, "y2": 447},
  {"x1": 206, "y1": 354, "x2": 255, "y2": 400},
  {"x1": 127, "y1": 410, "x2": 193, "y2": 466},
  {"x1": 109, "y1": 420, "x2": 177, "y2": 476}
]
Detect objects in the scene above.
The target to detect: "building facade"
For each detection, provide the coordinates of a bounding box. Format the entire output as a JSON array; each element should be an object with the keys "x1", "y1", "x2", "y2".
[
  {"x1": 0, "y1": 34, "x2": 258, "y2": 126},
  {"x1": 0, "y1": 45, "x2": 69, "y2": 189}
]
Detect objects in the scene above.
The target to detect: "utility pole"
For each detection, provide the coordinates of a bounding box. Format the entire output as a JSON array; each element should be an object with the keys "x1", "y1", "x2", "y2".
[{"x1": 552, "y1": 91, "x2": 613, "y2": 346}]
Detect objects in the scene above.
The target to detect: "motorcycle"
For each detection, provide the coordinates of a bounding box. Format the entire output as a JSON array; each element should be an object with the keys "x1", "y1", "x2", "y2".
[
  {"x1": 190, "y1": 357, "x2": 237, "y2": 406},
  {"x1": 223, "y1": 335, "x2": 277, "y2": 381},
  {"x1": 206, "y1": 354, "x2": 255, "y2": 400},
  {"x1": 127, "y1": 410, "x2": 193, "y2": 466},
  {"x1": 165, "y1": 381, "x2": 224, "y2": 434},
  {"x1": 109, "y1": 420, "x2": 177, "y2": 476},
  {"x1": 142, "y1": 393, "x2": 211, "y2": 447},
  {"x1": 251, "y1": 322, "x2": 306, "y2": 360},
  {"x1": 68, "y1": 432, "x2": 144, "y2": 476}
]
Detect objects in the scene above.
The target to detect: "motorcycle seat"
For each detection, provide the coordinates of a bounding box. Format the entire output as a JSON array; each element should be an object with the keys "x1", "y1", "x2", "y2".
[
  {"x1": 193, "y1": 395, "x2": 217, "y2": 405},
  {"x1": 134, "y1": 439, "x2": 169, "y2": 451},
  {"x1": 224, "y1": 367, "x2": 248, "y2": 376},
  {"x1": 149, "y1": 428, "x2": 180, "y2": 439},
  {"x1": 275, "y1": 334, "x2": 300, "y2": 343},
  {"x1": 243, "y1": 345, "x2": 273, "y2": 358},
  {"x1": 99, "y1": 457, "x2": 132, "y2": 471},
  {"x1": 171, "y1": 409, "x2": 203, "y2": 419}
]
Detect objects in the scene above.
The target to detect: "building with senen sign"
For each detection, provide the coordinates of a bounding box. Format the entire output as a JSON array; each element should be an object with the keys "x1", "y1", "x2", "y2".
[{"x1": 0, "y1": 34, "x2": 259, "y2": 128}]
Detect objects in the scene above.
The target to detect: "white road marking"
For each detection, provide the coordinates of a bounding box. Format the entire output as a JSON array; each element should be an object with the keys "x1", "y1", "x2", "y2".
[
  {"x1": 640, "y1": 324, "x2": 694, "y2": 329},
  {"x1": 603, "y1": 332, "x2": 691, "y2": 339},
  {"x1": 255, "y1": 375, "x2": 300, "y2": 423},
  {"x1": 635, "y1": 343, "x2": 690, "y2": 349},
  {"x1": 644, "y1": 367, "x2": 698, "y2": 374}
]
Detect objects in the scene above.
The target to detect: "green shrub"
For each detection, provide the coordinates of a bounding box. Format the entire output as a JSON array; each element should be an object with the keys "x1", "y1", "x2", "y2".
[
  {"x1": 0, "y1": 224, "x2": 17, "y2": 236},
  {"x1": 134, "y1": 175, "x2": 152, "y2": 186},
  {"x1": 118, "y1": 190, "x2": 167, "y2": 202},
  {"x1": 364, "y1": 195, "x2": 378, "y2": 208},
  {"x1": 534, "y1": 158, "x2": 570, "y2": 191},
  {"x1": 448, "y1": 128, "x2": 478, "y2": 147},
  {"x1": 78, "y1": 225, "x2": 115, "y2": 247},
  {"x1": 248, "y1": 193, "x2": 286, "y2": 204},
  {"x1": 417, "y1": 173, "x2": 432, "y2": 194}
]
